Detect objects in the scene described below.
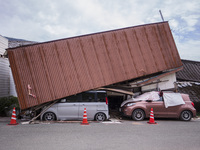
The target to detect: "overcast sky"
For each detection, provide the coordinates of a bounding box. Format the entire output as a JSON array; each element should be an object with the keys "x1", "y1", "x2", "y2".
[{"x1": 0, "y1": 0, "x2": 199, "y2": 61}]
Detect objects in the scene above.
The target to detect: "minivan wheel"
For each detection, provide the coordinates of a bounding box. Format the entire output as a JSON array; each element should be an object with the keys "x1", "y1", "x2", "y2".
[
  {"x1": 43, "y1": 112, "x2": 56, "y2": 121},
  {"x1": 132, "y1": 109, "x2": 145, "y2": 121},
  {"x1": 180, "y1": 110, "x2": 192, "y2": 121},
  {"x1": 95, "y1": 112, "x2": 106, "y2": 121}
]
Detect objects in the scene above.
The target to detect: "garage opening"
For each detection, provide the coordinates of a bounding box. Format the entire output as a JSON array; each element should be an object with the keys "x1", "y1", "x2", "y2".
[{"x1": 107, "y1": 95, "x2": 124, "y2": 119}]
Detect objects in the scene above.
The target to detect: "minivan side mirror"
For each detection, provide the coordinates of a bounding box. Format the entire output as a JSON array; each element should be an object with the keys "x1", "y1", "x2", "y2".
[{"x1": 60, "y1": 99, "x2": 67, "y2": 103}]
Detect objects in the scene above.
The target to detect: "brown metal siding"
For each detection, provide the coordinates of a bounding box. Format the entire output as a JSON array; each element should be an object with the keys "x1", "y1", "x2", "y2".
[{"x1": 7, "y1": 22, "x2": 182, "y2": 110}]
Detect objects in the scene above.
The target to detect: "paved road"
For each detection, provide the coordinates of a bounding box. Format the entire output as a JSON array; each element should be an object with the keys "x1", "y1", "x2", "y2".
[{"x1": 0, "y1": 118, "x2": 200, "y2": 150}]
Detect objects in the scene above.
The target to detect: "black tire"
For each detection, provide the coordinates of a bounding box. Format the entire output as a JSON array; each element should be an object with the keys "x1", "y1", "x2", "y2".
[
  {"x1": 132, "y1": 109, "x2": 145, "y2": 121},
  {"x1": 180, "y1": 110, "x2": 192, "y2": 121},
  {"x1": 43, "y1": 112, "x2": 56, "y2": 121},
  {"x1": 95, "y1": 112, "x2": 106, "y2": 121}
]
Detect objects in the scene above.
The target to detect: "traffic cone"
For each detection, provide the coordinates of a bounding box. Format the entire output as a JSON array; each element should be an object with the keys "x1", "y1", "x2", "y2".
[
  {"x1": 147, "y1": 108, "x2": 157, "y2": 124},
  {"x1": 81, "y1": 108, "x2": 89, "y2": 125},
  {"x1": 8, "y1": 107, "x2": 19, "y2": 125}
]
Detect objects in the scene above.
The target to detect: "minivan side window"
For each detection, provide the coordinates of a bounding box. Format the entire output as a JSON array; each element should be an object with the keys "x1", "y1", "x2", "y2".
[
  {"x1": 65, "y1": 94, "x2": 81, "y2": 102},
  {"x1": 82, "y1": 92, "x2": 95, "y2": 102}
]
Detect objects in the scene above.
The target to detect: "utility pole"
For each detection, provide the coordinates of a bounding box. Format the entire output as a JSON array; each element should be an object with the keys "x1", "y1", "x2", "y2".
[{"x1": 159, "y1": 10, "x2": 165, "y2": 22}]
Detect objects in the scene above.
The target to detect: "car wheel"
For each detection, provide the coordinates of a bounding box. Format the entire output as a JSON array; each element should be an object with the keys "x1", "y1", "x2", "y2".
[
  {"x1": 180, "y1": 110, "x2": 192, "y2": 121},
  {"x1": 43, "y1": 112, "x2": 56, "y2": 121},
  {"x1": 95, "y1": 112, "x2": 106, "y2": 121},
  {"x1": 132, "y1": 109, "x2": 145, "y2": 121}
]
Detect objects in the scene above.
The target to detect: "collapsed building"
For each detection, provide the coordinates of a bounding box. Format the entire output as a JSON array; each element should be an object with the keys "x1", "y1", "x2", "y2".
[{"x1": 6, "y1": 22, "x2": 183, "y2": 112}]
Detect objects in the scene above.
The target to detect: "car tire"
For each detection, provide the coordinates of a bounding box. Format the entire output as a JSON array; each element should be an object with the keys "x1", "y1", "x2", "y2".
[
  {"x1": 180, "y1": 110, "x2": 192, "y2": 121},
  {"x1": 43, "y1": 112, "x2": 56, "y2": 121},
  {"x1": 95, "y1": 112, "x2": 106, "y2": 121},
  {"x1": 132, "y1": 109, "x2": 145, "y2": 121}
]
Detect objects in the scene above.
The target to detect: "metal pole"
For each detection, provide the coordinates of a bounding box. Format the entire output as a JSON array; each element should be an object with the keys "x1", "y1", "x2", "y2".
[{"x1": 159, "y1": 10, "x2": 165, "y2": 22}]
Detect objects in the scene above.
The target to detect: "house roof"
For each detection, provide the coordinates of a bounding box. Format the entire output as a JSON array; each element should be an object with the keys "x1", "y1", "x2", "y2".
[
  {"x1": 7, "y1": 22, "x2": 182, "y2": 110},
  {"x1": 177, "y1": 82, "x2": 200, "y2": 111},
  {"x1": 177, "y1": 82, "x2": 200, "y2": 103},
  {"x1": 176, "y1": 59, "x2": 200, "y2": 82}
]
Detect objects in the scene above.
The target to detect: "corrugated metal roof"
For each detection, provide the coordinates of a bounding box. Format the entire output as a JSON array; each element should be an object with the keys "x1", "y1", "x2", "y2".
[
  {"x1": 176, "y1": 59, "x2": 200, "y2": 82},
  {"x1": 7, "y1": 22, "x2": 182, "y2": 110}
]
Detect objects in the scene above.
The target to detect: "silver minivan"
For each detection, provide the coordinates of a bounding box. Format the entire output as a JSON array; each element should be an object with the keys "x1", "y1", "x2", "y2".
[{"x1": 41, "y1": 91, "x2": 109, "y2": 121}]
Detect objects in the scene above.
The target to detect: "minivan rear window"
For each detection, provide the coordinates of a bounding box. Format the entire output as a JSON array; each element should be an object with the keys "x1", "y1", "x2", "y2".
[{"x1": 97, "y1": 93, "x2": 107, "y2": 102}]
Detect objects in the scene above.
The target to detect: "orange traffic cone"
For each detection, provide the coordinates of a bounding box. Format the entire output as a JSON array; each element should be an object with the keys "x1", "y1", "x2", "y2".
[
  {"x1": 147, "y1": 108, "x2": 157, "y2": 124},
  {"x1": 81, "y1": 108, "x2": 89, "y2": 125},
  {"x1": 8, "y1": 107, "x2": 19, "y2": 125}
]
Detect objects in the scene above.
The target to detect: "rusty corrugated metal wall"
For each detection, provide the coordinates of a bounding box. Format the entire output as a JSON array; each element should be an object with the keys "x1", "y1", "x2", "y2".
[{"x1": 7, "y1": 22, "x2": 182, "y2": 110}]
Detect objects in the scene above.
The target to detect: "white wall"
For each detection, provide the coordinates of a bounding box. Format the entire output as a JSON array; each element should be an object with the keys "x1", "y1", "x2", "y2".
[
  {"x1": 9, "y1": 68, "x2": 17, "y2": 97},
  {"x1": 142, "y1": 73, "x2": 176, "y2": 91},
  {"x1": 0, "y1": 58, "x2": 10, "y2": 97},
  {"x1": 0, "y1": 35, "x2": 17, "y2": 97},
  {"x1": 0, "y1": 35, "x2": 8, "y2": 55}
]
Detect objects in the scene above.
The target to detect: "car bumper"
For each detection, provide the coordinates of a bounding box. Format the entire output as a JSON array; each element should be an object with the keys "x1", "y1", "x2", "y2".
[{"x1": 119, "y1": 107, "x2": 131, "y2": 117}]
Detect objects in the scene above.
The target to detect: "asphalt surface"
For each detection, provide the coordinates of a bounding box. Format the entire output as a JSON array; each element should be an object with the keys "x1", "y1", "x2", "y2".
[{"x1": 0, "y1": 117, "x2": 200, "y2": 150}]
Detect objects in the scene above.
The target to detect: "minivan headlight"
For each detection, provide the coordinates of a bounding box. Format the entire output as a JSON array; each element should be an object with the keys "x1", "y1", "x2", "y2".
[{"x1": 126, "y1": 103, "x2": 135, "y2": 107}]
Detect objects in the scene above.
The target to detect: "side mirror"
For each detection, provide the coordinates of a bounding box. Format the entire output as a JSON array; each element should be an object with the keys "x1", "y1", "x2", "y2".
[{"x1": 60, "y1": 99, "x2": 67, "y2": 103}]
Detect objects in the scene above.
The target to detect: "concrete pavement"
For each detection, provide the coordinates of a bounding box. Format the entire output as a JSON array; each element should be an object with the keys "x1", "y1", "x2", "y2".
[{"x1": 1, "y1": 117, "x2": 200, "y2": 150}]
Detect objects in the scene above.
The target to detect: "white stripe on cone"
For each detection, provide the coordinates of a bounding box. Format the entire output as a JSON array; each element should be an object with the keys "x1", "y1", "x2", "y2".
[{"x1": 11, "y1": 117, "x2": 16, "y2": 120}]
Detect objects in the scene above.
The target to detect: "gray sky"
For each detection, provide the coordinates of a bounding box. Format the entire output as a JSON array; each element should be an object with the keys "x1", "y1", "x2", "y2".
[{"x1": 0, "y1": 0, "x2": 199, "y2": 61}]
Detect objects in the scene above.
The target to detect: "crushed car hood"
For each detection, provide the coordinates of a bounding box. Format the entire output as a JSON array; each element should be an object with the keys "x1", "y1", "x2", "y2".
[{"x1": 120, "y1": 91, "x2": 160, "y2": 107}]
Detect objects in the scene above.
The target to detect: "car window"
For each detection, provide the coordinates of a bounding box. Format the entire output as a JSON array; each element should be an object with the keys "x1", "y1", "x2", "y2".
[
  {"x1": 97, "y1": 92, "x2": 106, "y2": 102},
  {"x1": 65, "y1": 94, "x2": 81, "y2": 102},
  {"x1": 82, "y1": 92, "x2": 95, "y2": 102}
]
